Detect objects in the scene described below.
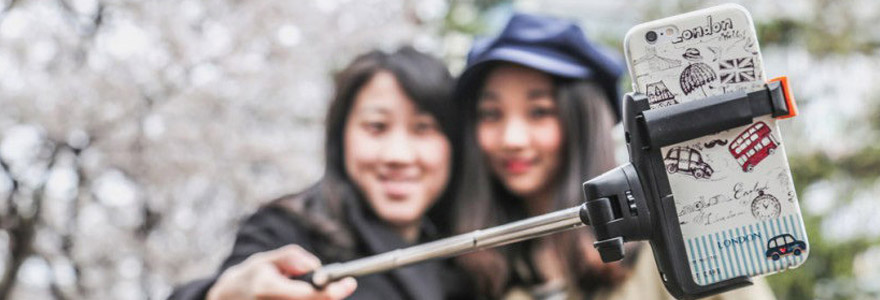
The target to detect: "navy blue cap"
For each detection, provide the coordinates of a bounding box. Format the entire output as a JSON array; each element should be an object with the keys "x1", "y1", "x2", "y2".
[{"x1": 456, "y1": 13, "x2": 625, "y2": 122}]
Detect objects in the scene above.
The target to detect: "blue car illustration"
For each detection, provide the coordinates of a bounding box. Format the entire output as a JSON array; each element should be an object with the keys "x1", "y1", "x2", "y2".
[{"x1": 765, "y1": 234, "x2": 807, "y2": 261}]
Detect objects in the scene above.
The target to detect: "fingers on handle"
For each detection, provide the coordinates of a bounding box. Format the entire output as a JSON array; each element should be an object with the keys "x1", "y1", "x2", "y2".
[
  {"x1": 256, "y1": 274, "x2": 357, "y2": 300},
  {"x1": 315, "y1": 277, "x2": 358, "y2": 300},
  {"x1": 253, "y1": 271, "x2": 318, "y2": 299},
  {"x1": 265, "y1": 245, "x2": 322, "y2": 276}
]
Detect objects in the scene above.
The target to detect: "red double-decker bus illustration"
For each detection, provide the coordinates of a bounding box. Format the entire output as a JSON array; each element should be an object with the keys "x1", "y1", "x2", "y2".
[{"x1": 729, "y1": 121, "x2": 778, "y2": 172}]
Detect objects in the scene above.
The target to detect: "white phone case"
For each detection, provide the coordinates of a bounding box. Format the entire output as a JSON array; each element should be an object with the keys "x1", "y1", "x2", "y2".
[{"x1": 623, "y1": 4, "x2": 808, "y2": 285}]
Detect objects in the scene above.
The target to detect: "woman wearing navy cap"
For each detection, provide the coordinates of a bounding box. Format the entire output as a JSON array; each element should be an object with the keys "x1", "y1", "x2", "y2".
[{"x1": 451, "y1": 13, "x2": 776, "y2": 299}]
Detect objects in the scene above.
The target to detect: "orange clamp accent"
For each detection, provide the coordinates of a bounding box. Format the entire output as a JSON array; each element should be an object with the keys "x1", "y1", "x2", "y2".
[{"x1": 769, "y1": 76, "x2": 797, "y2": 119}]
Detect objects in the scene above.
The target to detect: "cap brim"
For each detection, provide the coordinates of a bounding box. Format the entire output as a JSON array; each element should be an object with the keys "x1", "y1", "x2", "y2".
[
  {"x1": 455, "y1": 44, "x2": 622, "y2": 123},
  {"x1": 467, "y1": 44, "x2": 594, "y2": 80},
  {"x1": 455, "y1": 44, "x2": 592, "y2": 103}
]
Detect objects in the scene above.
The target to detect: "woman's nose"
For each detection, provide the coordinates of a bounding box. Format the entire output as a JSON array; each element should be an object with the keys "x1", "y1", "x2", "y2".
[
  {"x1": 381, "y1": 129, "x2": 416, "y2": 164},
  {"x1": 500, "y1": 117, "x2": 529, "y2": 150}
]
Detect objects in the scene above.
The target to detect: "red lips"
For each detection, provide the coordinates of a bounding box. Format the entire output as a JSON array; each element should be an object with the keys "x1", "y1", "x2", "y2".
[{"x1": 504, "y1": 158, "x2": 533, "y2": 174}]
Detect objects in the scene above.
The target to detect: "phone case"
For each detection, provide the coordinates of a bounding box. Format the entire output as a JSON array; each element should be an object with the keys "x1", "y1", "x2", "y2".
[{"x1": 623, "y1": 4, "x2": 808, "y2": 285}]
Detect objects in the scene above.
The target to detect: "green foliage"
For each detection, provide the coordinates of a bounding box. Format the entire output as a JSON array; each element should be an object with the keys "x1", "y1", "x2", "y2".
[
  {"x1": 789, "y1": 153, "x2": 834, "y2": 194},
  {"x1": 756, "y1": 1, "x2": 880, "y2": 56},
  {"x1": 838, "y1": 147, "x2": 880, "y2": 179},
  {"x1": 785, "y1": 145, "x2": 880, "y2": 298},
  {"x1": 443, "y1": 0, "x2": 508, "y2": 35},
  {"x1": 756, "y1": 18, "x2": 802, "y2": 47}
]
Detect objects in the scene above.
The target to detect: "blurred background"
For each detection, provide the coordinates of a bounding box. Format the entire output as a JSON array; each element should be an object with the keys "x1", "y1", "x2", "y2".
[{"x1": 0, "y1": 0, "x2": 878, "y2": 299}]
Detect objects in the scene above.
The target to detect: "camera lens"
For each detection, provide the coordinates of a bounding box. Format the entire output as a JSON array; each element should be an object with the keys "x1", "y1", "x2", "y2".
[{"x1": 645, "y1": 31, "x2": 658, "y2": 43}]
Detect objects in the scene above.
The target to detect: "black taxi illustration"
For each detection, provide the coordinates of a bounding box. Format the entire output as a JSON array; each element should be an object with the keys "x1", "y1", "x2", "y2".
[
  {"x1": 765, "y1": 233, "x2": 807, "y2": 261},
  {"x1": 664, "y1": 146, "x2": 714, "y2": 179}
]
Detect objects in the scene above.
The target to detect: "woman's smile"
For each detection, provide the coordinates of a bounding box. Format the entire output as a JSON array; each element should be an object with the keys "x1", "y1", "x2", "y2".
[
  {"x1": 502, "y1": 157, "x2": 537, "y2": 175},
  {"x1": 379, "y1": 173, "x2": 421, "y2": 199}
]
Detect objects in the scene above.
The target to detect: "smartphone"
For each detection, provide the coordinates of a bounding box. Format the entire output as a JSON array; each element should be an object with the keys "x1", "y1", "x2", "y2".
[{"x1": 623, "y1": 4, "x2": 808, "y2": 285}]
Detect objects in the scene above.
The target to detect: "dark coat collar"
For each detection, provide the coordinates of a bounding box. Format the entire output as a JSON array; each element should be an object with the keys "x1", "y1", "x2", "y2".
[{"x1": 345, "y1": 198, "x2": 444, "y2": 300}]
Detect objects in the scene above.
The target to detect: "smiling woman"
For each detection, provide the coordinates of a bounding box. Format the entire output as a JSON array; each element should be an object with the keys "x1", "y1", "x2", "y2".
[
  {"x1": 449, "y1": 14, "x2": 625, "y2": 299},
  {"x1": 343, "y1": 70, "x2": 453, "y2": 242},
  {"x1": 449, "y1": 12, "x2": 776, "y2": 300},
  {"x1": 168, "y1": 46, "x2": 467, "y2": 300},
  {"x1": 476, "y1": 64, "x2": 564, "y2": 204}
]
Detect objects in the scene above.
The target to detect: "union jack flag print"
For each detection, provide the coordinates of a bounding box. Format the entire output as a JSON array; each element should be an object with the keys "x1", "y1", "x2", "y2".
[{"x1": 719, "y1": 57, "x2": 756, "y2": 83}]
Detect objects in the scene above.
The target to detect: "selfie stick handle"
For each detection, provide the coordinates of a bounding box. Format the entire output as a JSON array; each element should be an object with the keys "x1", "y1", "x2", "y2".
[{"x1": 301, "y1": 205, "x2": 586, "y2": 287}]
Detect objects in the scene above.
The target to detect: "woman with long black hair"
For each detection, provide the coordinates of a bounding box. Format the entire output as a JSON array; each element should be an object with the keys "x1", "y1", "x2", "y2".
[
  {"x1": 169, "y1": 46, "x2": 467, "y2": 300},
  {"x1": 451, "y1": 13, "x2": 776, "y2": 299}
]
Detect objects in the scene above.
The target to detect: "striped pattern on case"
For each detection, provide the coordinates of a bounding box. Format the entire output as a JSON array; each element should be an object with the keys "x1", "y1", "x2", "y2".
[{"x1": 686, "y1": 214, "x2": 807, "y2": 285}]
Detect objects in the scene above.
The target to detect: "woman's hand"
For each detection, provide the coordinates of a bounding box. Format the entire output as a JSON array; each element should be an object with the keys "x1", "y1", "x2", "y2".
[{"x1": 207, "y1": 245, "x2": 357, "y2": 300}]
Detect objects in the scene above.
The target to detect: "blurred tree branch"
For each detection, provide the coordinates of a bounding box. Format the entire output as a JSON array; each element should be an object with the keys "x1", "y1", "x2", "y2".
[
  {"x1": 56, "y1": 0, "x2": 104, "y2": 37},
  {"x1": 0, "y1": 143, "x2": 61, "y2": 300}
]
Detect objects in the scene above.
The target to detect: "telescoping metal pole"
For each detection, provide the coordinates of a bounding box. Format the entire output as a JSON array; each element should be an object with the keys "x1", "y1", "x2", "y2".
[{"x1": 306, "y1": 204, "x2": 587, "y2": 287}]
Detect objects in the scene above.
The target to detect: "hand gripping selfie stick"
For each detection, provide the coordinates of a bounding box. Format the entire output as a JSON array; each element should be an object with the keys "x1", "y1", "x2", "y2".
[{"x1": 297, "y1": 77, "x2": 797, "y2": 300}]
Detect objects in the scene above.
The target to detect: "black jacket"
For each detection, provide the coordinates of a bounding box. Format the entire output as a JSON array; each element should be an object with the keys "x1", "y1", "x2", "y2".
[{"x1": 168, "y1": 193, "x2": 471, "y2": 300}]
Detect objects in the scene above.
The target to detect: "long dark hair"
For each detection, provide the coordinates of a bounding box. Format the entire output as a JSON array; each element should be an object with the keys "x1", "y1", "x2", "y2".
[
  {"x1": 453, "y1": 63, "x2": 624, "y2": 298},
  {"x1": 272, "y1": 46, "x2": 457, "y2": 261}
]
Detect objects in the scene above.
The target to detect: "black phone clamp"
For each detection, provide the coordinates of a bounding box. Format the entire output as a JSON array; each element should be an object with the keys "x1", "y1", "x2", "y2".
[{"x1": 581, "y1": 77, "x2": 797, "y2": 299}]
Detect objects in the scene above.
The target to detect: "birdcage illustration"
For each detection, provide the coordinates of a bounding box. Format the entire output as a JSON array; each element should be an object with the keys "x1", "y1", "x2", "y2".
[{"x1": 679, "y1": 48, "x2": 717, "y2": 97}]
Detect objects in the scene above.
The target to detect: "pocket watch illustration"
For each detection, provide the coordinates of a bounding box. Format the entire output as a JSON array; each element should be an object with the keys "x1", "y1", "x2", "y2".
[{"x1": 751, "y1": 190, "x2": 781, "y2": 220}]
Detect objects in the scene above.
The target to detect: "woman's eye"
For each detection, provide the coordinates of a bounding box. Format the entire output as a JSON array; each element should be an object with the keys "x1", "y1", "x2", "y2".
[
  {"x1": 477, "y1": 108, "x2": 501, "y2": 122},
  {"x1": 529, "y1": 107, "x2": 557, "y2": 119},
  {"x1": 414, "y1": 121, "x2": 438, "y2": 134},
  {"x1": 364, "y1": 122, "x2": 387, "y2": 134}
]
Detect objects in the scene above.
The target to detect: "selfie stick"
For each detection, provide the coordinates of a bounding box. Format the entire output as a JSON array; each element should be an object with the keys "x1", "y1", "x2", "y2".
[
  {"x1": 303, "y1": 205, "x2": 586, "y2": 287},
  {"x1": 298, "y1": 78, "x2": 797, "y2": 300}
]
